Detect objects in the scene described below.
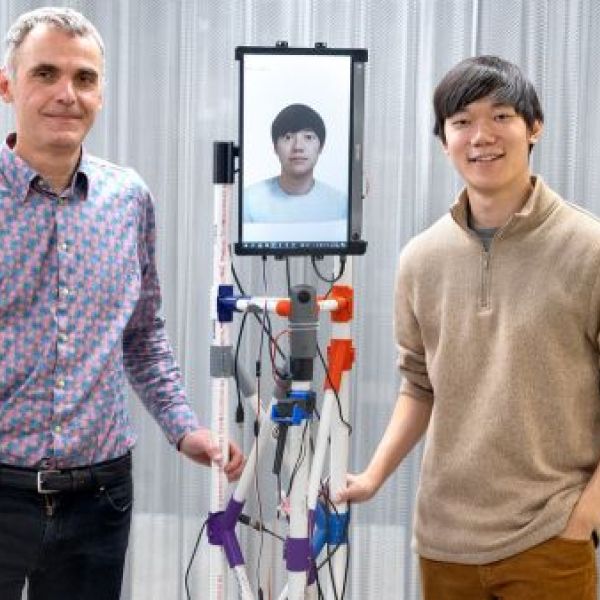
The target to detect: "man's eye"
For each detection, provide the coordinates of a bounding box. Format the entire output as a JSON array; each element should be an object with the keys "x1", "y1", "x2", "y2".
[
  {"x1": 495, "y1": 113, "x2": 514, "y2": 121},
  {"x1": 34, "y1": 70, "x2": 55, "y2": 81},
  {"x1": 77, "y1": 73, "x2": 97, "y2": 86},
  {"x1": 451, "y1": 119, "x2": 469, "y2": 127}
]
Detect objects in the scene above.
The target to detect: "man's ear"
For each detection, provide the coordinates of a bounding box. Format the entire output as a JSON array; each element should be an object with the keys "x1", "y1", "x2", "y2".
[
  {"x1": 528, "y1": 120, "x2": 543, "y2": 145},
  {"x1": 0, "y1": 68, "x2": 13, "y2": 103},
  {"x1": 440, "y1": 138, "x2": 449, "y2": 155}
]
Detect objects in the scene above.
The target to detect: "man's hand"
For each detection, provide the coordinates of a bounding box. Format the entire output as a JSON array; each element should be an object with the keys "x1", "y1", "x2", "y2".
[
  {"x1": 178, "y1": 429, "x2": 245, "y2": 482},
  {"x1": 334, "y1": 471, "x2": 378, "y2": 504},
  {"x1": 560, "y1": 496, "x2": 598, "y2": 541}
]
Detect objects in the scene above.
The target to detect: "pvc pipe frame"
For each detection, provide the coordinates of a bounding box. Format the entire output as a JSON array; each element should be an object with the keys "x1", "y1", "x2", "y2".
[{"x1": 209, "y1": 182, "x2": 354, "y2": 600}]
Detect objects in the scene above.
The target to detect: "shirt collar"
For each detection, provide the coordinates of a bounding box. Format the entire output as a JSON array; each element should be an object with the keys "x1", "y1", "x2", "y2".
[
  {"x1": 0, "y1": 133, "x2": 90, "y2": 203},
  {"x1": 450, "y1": 176, "x2": 560, "y2": 237}
]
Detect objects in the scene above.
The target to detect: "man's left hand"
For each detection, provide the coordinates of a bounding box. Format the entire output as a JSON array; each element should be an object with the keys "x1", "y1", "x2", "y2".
[
  {"x1": 178, "y1": 429, "x2": 245, "y2": 481},
  {"x1": 560, "y1": 496, "x2": 598, "y2": 541}
]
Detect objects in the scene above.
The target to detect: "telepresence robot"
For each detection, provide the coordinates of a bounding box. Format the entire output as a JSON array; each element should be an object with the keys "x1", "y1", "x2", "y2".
[{"x1": 204, "y1": 44, "x2": 367, "y2": 600}]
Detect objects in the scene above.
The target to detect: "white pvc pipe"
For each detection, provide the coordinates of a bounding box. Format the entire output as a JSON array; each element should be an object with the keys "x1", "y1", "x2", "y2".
[
  {"x1": 209, "y1": 182, "x2": 233, "y2": 600},
  {"x1": 232, "y1": 398, "x2": 275, "y2": 505},
  {"x1": 325, "y1": 256, "x2": 353, "y2": 600},
  {"x1": 234, "y1": 296, "x2": 343, "y2": 315},
  {"x1": 307, "y1": 389, "x2": 335, "y2": 512},
  {"x1": 233, "y1": 565, "x2": 255, "y2": 600},
  {"x1": 287, "y1": 421, "x2": 310, "y2": 600}
]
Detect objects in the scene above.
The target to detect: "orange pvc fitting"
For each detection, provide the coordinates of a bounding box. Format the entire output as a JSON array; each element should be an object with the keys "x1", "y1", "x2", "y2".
[
  {"x1": 329, "y1": 285, "x2": 353, "y2": 322},
  {"x1": 324, "y1": 339, "x2": 355, "y2": 392},
  {"x1": 275, "y1": 299, "x2": 291, "y2": 317}
]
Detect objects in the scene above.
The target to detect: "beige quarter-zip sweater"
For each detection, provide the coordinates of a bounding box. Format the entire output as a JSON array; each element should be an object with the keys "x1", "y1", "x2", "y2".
[{"x1": 395, "y1": 177, "x2": 600, "y2": 564}]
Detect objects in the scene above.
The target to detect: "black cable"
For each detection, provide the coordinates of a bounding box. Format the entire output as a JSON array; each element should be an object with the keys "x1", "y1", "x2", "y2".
[
  {"x1": 261, "y1": 254, "x2": 268, "y2": 291},
  {"x1": 237, "y1": 514, "x2": 286, "y2": 542},
  {"x1": 318, "y1": 495, "x2": 352, "y2": 599},
  {"x1": 229, "y1": 246, "x2": 246, "y2": 294},
  {"x1": 311, "y1": 255, "x2": 346, "y2": 294},
  {"x1": 316, "y1": 343, "x2": 353, "y2": 435},
  {"x1": 234, "y1": 311, "x2": 249, "y2": 423},
  {"x1": 253, "y1": 254, "x2": 269, "y2": 594},
  {"x1": 184, "y1": 518, "x2": 208, "y2": 600},
  {"x1": 342, "y1": 514, "x2": 351, "y2": 599},
  {"x1": 325, "y1": 493, "x2": 342, "y2": 600},
  {"x1": 230, "y1": 247, "x2": 287, "y2": 361},
  {"x1": 286, "y1": 421, "x2": 309, "y2": 497},
  {"x1": 254, "y1": 427, "x2": 265, "y2": 593},
  {"x1": 316, "y1": 566, "x2": 325, "y2": 599},
  {"x1": 285, "y1": 256, "x2": 292, "y2": 296}
]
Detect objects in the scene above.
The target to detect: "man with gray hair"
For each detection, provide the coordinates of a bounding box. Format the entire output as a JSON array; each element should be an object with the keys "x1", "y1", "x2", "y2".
[{"x1": 0, "y1": 7, "x2": 243, "y2": 599}]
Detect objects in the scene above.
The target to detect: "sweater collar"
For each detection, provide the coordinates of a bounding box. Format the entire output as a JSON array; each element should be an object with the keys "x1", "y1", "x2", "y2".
[{"x1": 450, "y1": 176, "x2": 561, "y2": 238}]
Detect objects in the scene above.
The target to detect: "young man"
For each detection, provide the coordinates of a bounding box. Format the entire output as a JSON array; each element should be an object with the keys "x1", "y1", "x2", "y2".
[
  {"x1": 243, "y1": 103, "x2": 346, "y2": 223},
  {"x1": 337, "y1": 56, "x2": 600, "y2": 599},
  {"x1": 0, "y1": 7, "x2": 243, "y2": 600}
]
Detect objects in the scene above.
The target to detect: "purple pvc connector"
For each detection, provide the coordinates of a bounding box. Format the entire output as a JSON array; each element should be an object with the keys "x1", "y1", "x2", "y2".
[
  {"x1": 285, "y1": 537, "x2": 312, "y2": 572},
  {"x1": 207, "y1": 497, "x2": 245, "y2": 567}
]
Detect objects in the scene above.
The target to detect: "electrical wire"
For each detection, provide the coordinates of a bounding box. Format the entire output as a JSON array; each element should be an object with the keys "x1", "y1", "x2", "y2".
[
  {"x1": 253, "y1": 254, "x2": 269, "y2": 596},
  {"x1": 322, "y1": 494, "x2": 352, "y2": 599},
  {"x1": 184, "y1": 518, "x2": 208, "y2": 600},
  {"x1": 311, "y1": 255, "x2": 346, "y2": 298},
  {"x1": 285, "y1": 256, "x2": 292, "y2": 296},
  {"x1": 286, "y1": 421, "x2": 309, "y2": 497},
  {"x1": 228, "y1": 247, "x2": 352, "y2": 598},
  {"x1": 237, "y1": 514, "x2": 286, "y2": 542},
  {"x1": 234, "y1": 311, "x2": 249, "y2": 422},
  {"x1": 254, "y1": 422, "x2": 265, "y2": 595},
  {"x1": 269, "y1": 328, "x2": 290, "y2": 386},
  {"x1": 229, "y1": 247, "x2": 287, "y2": 361}
]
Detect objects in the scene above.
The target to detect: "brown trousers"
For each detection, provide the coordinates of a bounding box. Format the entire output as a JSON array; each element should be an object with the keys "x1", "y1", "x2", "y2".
[{"x1": 420, "y1": 537, "x2": 597, "y2": 600}]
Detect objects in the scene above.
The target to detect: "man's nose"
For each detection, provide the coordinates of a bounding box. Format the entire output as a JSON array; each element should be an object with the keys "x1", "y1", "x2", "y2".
[
  {"x1": 291, "y1": 133, "x2": 304, "y2": 149},
  {"x1": 471, "y1": 120, "x2": 496, "y2": 145},
  {"x1": 55, "y1": 78, "x2": 76, "y2": 104}
]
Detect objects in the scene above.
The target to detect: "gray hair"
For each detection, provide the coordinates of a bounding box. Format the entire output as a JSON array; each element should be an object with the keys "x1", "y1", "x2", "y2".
[{"x1": 4, "y1": 6, "x2": 105, "y2": 75}]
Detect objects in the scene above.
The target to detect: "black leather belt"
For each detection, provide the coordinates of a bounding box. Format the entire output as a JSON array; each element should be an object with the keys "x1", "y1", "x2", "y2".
[{"x1": 0, "y1": 453, "x2": 131, "y2": 494}]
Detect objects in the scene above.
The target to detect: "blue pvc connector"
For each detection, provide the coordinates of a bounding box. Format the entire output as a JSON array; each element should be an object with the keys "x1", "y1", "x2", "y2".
[
  {"x1": 216, "y1": 285, "x2": 246, "y2": 322},
  {"x1": 328, "y1": 511, "x2": 349, "y2": 545},
  {"x1": 311, "y1": 503, "x2": 327, "y2": 556},
  {"x1": 311, "y1": 501, "x2": 349, "y2": 555}
]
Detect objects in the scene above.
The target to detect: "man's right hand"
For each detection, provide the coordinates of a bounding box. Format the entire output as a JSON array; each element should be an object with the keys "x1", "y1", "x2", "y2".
[{"x1": 335, "y1": 471, "x2": 378, "y2": 504}]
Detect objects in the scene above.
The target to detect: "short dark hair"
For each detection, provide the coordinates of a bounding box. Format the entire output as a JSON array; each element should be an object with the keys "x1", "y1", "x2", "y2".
[
  {"x1": 432, "y1": 56, "x2": 544, "y2": 144},
  {"x1": 271, "y1": 104, "x2": 326, "y2": 146}
]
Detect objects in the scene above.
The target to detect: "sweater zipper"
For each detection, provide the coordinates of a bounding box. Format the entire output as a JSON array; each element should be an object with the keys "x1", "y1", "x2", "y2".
[{"x1": 480, "y1": 250, "x2": 491, "y2": 309}]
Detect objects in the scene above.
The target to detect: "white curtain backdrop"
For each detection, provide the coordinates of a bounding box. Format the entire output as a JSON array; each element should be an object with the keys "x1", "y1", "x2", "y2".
[{"x1": 1, "y1": 1, "x2": 600, "y2": 598}]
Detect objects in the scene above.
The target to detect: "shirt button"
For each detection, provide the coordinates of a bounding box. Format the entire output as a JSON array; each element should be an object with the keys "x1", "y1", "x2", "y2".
[
  {"x1": 54, "y1": 425, "x2": 62, "y2": 434},
  {"x1": 58, "y1": 198, "x2": 67, "y2": 205},
  {"x1": 58, "y1": 332, "x2": 69, "y2": 343},
  {"x1": 60, "y1": 242, "x2": 70, "y2": 253},
  {"x1": 61, "y1": 287, "x2": 69, "y2": 297},
  {"x1": 56, "y1": 378, "x2": 65, "y2": 389}
]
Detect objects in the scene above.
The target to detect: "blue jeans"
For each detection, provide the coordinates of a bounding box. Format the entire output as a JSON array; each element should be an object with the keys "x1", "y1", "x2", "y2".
[{"x1": 0, "y1": 471, "x2": 132, "y2": 600}]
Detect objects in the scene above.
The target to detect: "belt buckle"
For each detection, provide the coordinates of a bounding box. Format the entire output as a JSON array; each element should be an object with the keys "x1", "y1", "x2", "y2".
[{"x1": 37, "y1": 470, "x2": 61, "y2": 494}]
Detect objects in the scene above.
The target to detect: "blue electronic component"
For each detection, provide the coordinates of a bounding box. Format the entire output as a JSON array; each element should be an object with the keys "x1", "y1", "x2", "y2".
[{"x1": 271, "y1": 390, "x2": 316, "y2": 425}]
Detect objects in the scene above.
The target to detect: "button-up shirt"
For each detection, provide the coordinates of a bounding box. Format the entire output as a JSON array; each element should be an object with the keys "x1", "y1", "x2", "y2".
[{"x1": 0, "y1": 138, "x2": 199, "y2": 467}]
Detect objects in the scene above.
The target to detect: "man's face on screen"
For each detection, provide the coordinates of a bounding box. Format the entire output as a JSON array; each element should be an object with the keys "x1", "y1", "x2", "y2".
[{"x1": 274, "y1": 129, "x2": 322, "y2": 179}]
